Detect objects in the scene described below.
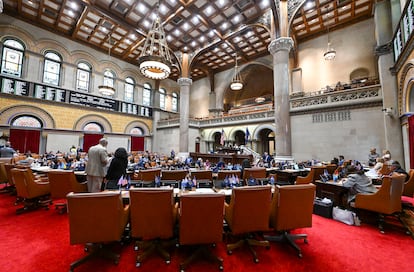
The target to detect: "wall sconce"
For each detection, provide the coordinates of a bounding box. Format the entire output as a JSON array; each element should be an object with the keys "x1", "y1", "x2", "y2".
[{"x1": 382, "y1": 107, "x2": 394, "y2": 117}]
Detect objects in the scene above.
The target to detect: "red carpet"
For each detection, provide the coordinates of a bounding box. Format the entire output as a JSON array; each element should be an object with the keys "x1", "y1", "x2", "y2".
[{"x1": 1, "y1": 191, "x2": 414, "y2": 272}]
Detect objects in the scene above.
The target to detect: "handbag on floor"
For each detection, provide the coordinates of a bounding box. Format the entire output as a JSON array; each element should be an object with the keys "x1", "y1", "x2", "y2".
[{"x1": 332, "y1": 206, "x2": 356, "y2": 225}]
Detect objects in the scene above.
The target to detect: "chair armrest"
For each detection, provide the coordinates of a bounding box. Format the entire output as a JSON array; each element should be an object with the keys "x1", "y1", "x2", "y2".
[{"x1": 355, "y1": 179, "x2": 391, "y2": 213}]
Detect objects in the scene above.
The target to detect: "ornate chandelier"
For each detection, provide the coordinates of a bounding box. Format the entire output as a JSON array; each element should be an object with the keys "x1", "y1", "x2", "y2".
[
  {"x1": 230, "y1": 54, "x2": 243, "y2": 91},
  {"x1": 99, "y1": 35, "x2": 115, "y2": 96},
  {"x1": 138, "y1": 2, "x2": 172, "y2": 80},
  {"x1": 324, "y1": 26, "x2": 336, "y2": 61}
]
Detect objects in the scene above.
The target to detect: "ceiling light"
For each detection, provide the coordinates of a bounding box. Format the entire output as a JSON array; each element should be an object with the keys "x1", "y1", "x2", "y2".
[
  {"x1": 324, "y1": 26, "x2": 336, "y2": 61},
  {"x1": 230, "y1": 54, "x2": 243, "y2": 91},
  {"x1": 99, "y1": 35, "x2": 116, "y2": 96},
  {"x1": 138, "y1": 1, "x2": 172, "y2": 80}
]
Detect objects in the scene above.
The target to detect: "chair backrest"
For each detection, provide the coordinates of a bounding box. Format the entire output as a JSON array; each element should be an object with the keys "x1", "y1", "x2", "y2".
[
  {"x1": 311, "y1": 166, "x2": 327, "y2": 182},
  {"x1": 139, "y1": 168, "x2": 162, "y2": 182},
  {"x1": 378, "y1": 163, "x2": 392, "y2": 175},
  {"x1": 389, "y1": 173, "x2": 405, "y2": 213},
  {"x1": 0, "y1": 162, "x2": 8, "y2": 183},
  {"x1": 270, "y1": 184, "x2": 316, "y2": 231},
  {"x1": 129, "y1": 188, "x2": 176, "y2": 240},
  {"x1": 11, "y1": 168, "x2": 30, "y2": 198},
  {"x1": 179, "y1": 193, "x2": 225, "y2": 245},
  {"x1": 243, "y1": 168, "x2": 267, "y2": 179},
  {"x1": 403, "y1": 169, "x2": 414, "y2": 197},
  {"x1": 190, "y1": 170, "x2": 213, "y2": 181},
  {"x1": 217, "y1": 170, "x2": 241, "y2": 180},
  {"x1": 48, "y1": 170, "x2": 80, "y2": 199},
  {"x1": 161, "y1": 170, "x2": 188, "y2": 180},
  {"x1": 226, "y1": 186, "x2": 272, "y2": 234},
  {"x1": 67, "y1": 191, "x2": 128, "y2": 244},
  {"x1": 325, "y1": 164, "x2": 337, "y2": 175},
  {"x1": 4, "y1": 163, "x2": 15, "y2": 186}
]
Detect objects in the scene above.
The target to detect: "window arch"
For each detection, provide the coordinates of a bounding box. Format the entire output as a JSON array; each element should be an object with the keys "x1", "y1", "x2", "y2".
[
  {"x1": 124, "y1": 77, "x2": 135, "y2": 102},
  {"x1": 159, "y1": 88, "x2": 166, "y2": 110},
  {"x1": 172, "y1": 92, "x2": 178, "y2": 112},
  {"x1": 130, "y1": 127, "x2": 144, "y2": 135},
  {"x1": 43, "y1": 51, "x2": 62, "y2": 86},
  {"x1": 11, "y1": 115, "x2": 42, "y2": 128},
  {"x1": 76, "y1": 61, "x2": 91, "y2": 91},
  {"x1": 143, "y1": 83, "x2": 152, "y2": 106},
  {"x1": 83, "y1": 122, "x2": 103, "y2": 132},
  {"x1": 103, "y1": 69, "x2": 115, "y2": 88},
  {"x1": 1, "y1": 38, "x2": 25, "y2": 77}
]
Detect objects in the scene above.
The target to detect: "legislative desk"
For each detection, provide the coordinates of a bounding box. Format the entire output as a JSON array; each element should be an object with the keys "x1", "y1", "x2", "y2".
[
  {"x1": 271, "y1": 168, "x2": 310, "y2": 184},
  {"x1": 189, "y1": 152, "x2": 253, "y2": 165},
  {"x1": 31, "y1": 166, "x2": 87, "y2": 183},
  {"x1": 314, "y1": 180, "x2": 349, "y2": 208}
]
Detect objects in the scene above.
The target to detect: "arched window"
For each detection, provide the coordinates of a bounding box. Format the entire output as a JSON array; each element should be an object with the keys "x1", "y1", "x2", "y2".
[
  {"x1": 43, "y1": 51, "x2": 62, "y2": 86},
  {"x1": 143, "y1": 83, "x2": 152, "y2": 106},
  {"x1": 11, "y1": 115, "x2": 42, "y2": 128},
  {"x1": 1, "y1": 38, "x2": 25, "y2": 77},
  {"x1": 130, "y1": 127, "x2": 144, "y2": 135},
  {"x1": 159, "y1": 88, "x2": 166, "y2": 110},
  {"x1": 172, "y1": 92, "x2": 178, "y2": 112},
  {"x1": 76, "y1": 62, "x2": 91, "y2": 91},
  {"x1": 83, "y1": 122, "x2": 103, "y2": 132},
  {"x1": 124, "y1": 77, "x2": 135, "y2": 102},
  {"x1": 103, "y1": 69, "x2": 115, "y2": 88}
]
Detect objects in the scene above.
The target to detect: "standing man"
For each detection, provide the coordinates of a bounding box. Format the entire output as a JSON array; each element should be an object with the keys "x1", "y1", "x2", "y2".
[
  {"x1": 85, "y1": 138, "x2": 109, "y2": 192},
  {"x1": 0, "y1": 141, "x2": 17, "y2": 158}
]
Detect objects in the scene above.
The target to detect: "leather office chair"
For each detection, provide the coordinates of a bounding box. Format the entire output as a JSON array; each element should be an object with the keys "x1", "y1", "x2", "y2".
[
  {"x1": 243, "y1": 167, "x2": 267, "y2": 186},
  {"x1": 47, "y1": 170, "x2": 88, "y2": 214},
  {"x1": 179, "y1": 193, "x2": 225, "y2": 272},
  {"x1": 264, "y1": 184, "x2": 316, "y2": 258},
  {"x1": 0, "y1": 162, "x2": 9, "y2": 192},
  {"x1": 190, "y1": 170, "x2": 213, "y2": 188},
  {"x1": 225, "y1": 186, "x2": 272, "y2": 263},
  {"x1": 378, "y1": 163, "x2": 393, "y2": 176},
  {"x1": 67, "y1": 191, "x2": 130, "y2": 272},
  {"x1": 354, "y1": 173, "x2": 406, "y2": 233},
  {"x1": 11, "y1": 168, "x2": 51, "y2": 214},
  {"x1": 402, "y1": 169, "x2": 414, "y2": 197},
  {"x1": 161, "y1": 169, "x2": 188, "y2": 188},
  {"x1": 138, "y1": 168, "x2": 161, "y2": 187},
  {"x1": 295, "y1": 166, "x2": 327, "y2": 184},
  {"x1": 129, "y1": 188, "x2": 178, "y2": 267}
]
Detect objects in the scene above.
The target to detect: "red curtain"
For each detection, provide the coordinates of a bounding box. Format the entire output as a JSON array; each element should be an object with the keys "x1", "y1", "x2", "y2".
[
  {"x1": 131, "y1": 136, "x2": 144, "y2": 152},
  {"x1": 409, "y1": 115, "x2": 414, "y2": 169},
  {"x1": 83, "y1": 133, "x2": 103, "y2": 152},
  {"x1": 9, "y1": 129, "x2": 40, "y2": 154}
]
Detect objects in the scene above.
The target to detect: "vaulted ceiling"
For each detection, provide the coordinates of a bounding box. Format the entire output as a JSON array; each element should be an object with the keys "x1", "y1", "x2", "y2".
[{"x1": 3, "y1": 0, "x2": 374, "y2": 82}]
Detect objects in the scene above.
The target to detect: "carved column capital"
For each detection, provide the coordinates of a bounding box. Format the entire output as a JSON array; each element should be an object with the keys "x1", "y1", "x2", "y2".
[
  {"x1": 268, "y1": 37, "x2": 294, "y2": 55},
  {"x1": 177, "y1": 77, "x2": 192, "y2": 86}
]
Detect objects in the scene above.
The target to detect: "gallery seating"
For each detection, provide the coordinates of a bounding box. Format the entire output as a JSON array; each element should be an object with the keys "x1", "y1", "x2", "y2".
[
  {"x1": 224, "y1": 186, "x2": 272, "y2": 263},
  {"x1": 264, "y1": 184, "x2": 316, "y2": 258},
  {"x1": 129, "y1": 188, "x2": 177, "y2": 267},
  {"x1": 179, "y1": 193, "x2": 225, "y2": 271},
  {"x1": 67, "y1": 191, "x2": 130, "y2": 271},
  {"x1": 11, "y1": 167, "x2": 51, "y2": 214}
]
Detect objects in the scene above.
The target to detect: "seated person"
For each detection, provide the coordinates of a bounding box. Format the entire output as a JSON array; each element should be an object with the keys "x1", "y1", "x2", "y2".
[
  {"x1": 390, "y1": 161, "x2": 410, "y2": 182},
  {"x1": 342, "y1": 165, "x2": 377, "y2": 204}
]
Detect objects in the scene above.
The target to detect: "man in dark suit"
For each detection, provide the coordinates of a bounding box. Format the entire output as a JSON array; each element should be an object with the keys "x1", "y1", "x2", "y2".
[
  {"x1": 85, "y1": 138, "x2": 109, "y2": 192},
  {"x1": 390, "y1": 161, "x2": 410, "y2": 182}
]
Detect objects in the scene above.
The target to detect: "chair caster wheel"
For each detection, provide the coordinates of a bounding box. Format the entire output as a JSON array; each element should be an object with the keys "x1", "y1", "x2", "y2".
[
  {"x1": 114, "y1": 260, "x2": 119, "y2": 265},
  {"x1": 227, "y1": 250, "x2": 232, "y2": 255},
  {"x1": 266, "y1": 245, "x2": 270, "y2": 250},
  {"x1": 254, "y1": 258, "x2": 259, "y2": 263},
  {"x1": 136, "y1": 262, "x2": 141, "y2": 267},
  {"x1": 166, "y1": 260, "x2": 170, "y2": 264},
  {"x1": 219, "y1": 265, "x2": 224, "y2": 270},
  {"x1": 134, "y1": 246, "x2": 139, "y2": 251},
  {"x1": 298, "y1": 253, "x2": 303, "y2": 258},
  {"x1": 304, "y1": 239, "x2": 308, "y2": 244}
]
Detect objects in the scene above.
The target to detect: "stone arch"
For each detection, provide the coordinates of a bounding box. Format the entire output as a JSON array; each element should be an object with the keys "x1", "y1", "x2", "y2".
[
  {"x1": 206, "y1": 129, "x2": 223, "y2": 142},
  {"x1": 399, "y1": 61, "x2": 414, "y2": 115},
  {"x1": 252, "y1": 124, "x2": 276, "y2": 140},
  {"x1": 73, "y1": 114, "x2": 112, "y2": 132},
  {"x1": 0, "y1": 104, "x2": 55, "y2": 128},
  {"x1": 0, "y1": 24, "x2": 36, "y2": 49},
  {"x1": 36, "y1": 39, "x2": 71, "y2": 60},
  {"x1": 124, "y1": 121, "x2": 151, "y2": 135},
  {"x1": 349, "y1": 67, "x2": 370, "y2": 81}
]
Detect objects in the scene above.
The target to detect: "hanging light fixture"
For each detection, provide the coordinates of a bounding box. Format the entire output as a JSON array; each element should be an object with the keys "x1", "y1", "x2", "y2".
[
  {"x1": 324, "y1": 25, "x2": 336, "y2": 61},
  {"x1": 138, "y1": 1, "x2": 172, "y2": 80},
  {"x1": 230, "y1": 53, "x2": 243, "y2": 91},
  {"x1": 98, "y1": 34, "x2": 116, "y2": 96}
]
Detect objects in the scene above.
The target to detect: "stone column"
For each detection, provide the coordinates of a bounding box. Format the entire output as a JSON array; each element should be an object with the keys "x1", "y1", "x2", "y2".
[
  {"x1": 268, "y1": 37, "x2": 294, "y2": 161},
  {"x1": 177, "y1": 77, "x2": 192, "y2": 152},
  {"x1": 374, "y1": 0, "x2": 404, "y2": 164}
]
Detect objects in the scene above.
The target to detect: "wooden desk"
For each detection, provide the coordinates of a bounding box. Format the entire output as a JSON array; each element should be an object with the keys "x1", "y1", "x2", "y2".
[
  {"x1": 274, "y1": 169, "x2": 310, "y2": 184},
  {"x1": 314, "y1": 180, "x2": 349, "y2": 208}
]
